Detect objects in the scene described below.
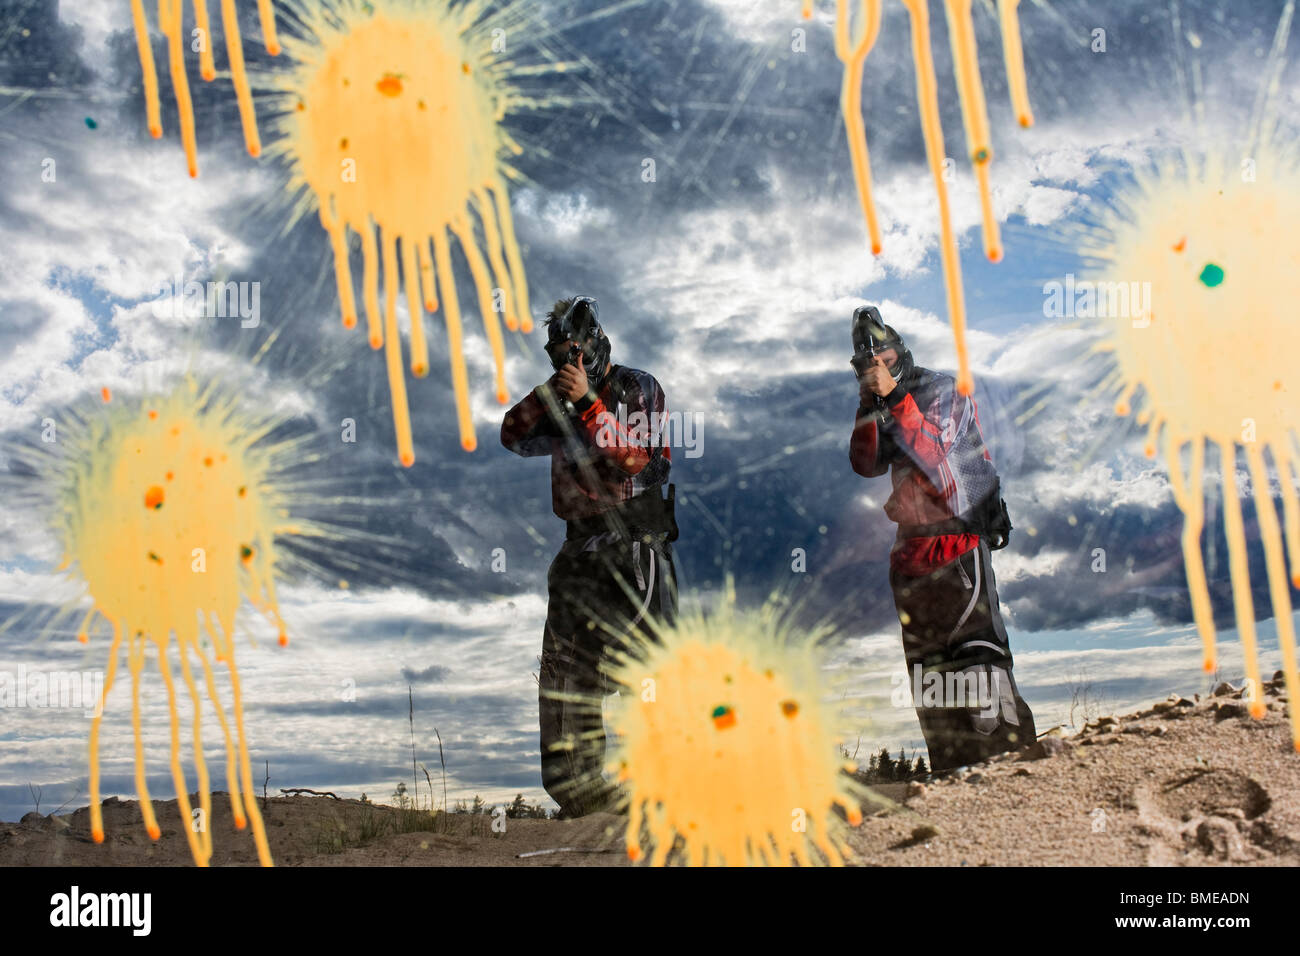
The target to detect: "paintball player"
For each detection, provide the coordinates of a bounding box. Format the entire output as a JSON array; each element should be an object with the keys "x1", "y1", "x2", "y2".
[
  {"x1": 501, "y1": 295, "x2": 678, "y2": 817},
  {"x1": 848, "y1": 305, "x2": 1036, "y2": 772}
]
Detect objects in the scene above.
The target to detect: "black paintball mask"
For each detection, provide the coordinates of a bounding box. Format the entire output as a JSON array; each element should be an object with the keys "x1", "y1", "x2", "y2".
[
  {"x1": 850, "y1": 304, "x2": 914, "y2": 386},
  {"x1": 545, "y1": 295, "x2": 611, "y2": 390}
]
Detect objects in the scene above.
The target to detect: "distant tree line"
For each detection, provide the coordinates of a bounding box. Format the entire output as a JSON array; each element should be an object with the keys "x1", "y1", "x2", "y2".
[{"x1": 855, "y1": 747, "x2": 928, "y2": 783}]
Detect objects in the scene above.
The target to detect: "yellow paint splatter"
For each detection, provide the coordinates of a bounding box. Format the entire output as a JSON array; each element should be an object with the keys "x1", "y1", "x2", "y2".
[
  {"x1": 271, "y1": 0, "x2": 533, "y2": 462},
  {"x1": 606, "y1": 601, "x2": 865, "y2": 866},
  {"x1": 134, "y1": 0, "x2": 539, "y2": 463},
  {"x1": 1087, "y1": 150, "x2": 1300, "y2": 745},
  {"x1": 55, "y1": 379, "x2": 304, "y2": 866},
  {"x1": 824, "y1": 0, "x2": 1034, "y2": 395}
]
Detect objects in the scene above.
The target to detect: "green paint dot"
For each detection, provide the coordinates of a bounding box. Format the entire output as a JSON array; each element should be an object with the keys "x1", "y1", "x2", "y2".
[
  {"x1": 711, "y1": 705, "x2": 729, "y2": 719},
  {"x1": 84, "y1": 117, "x2": 97, "y2": 130},
  {"x1": 974, "y1": 147, "x2": 990, "y2": 164},
  {"x1": 1199, "y1": 263, "x2": 1225, "y2": 287}
]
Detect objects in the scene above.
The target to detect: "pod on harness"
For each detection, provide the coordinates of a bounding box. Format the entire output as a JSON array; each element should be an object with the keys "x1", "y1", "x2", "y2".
[
  {"x1": 566, "y1": 483, "x2": 679, "y2": 543},
  {"x1": 898, "y1": 479, "x2": 1013, "y2": 551}
]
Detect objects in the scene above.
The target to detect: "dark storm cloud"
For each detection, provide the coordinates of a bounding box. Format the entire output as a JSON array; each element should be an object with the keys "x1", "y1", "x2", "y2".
[
  {"x1": 0, "y1": 0, "x2": 94, "y2": 88},
  {"x1": 7, "y1": 0, "x2": 1296, "y2": 636},
  {"x1": 401, "y1": 663, "x2": 452, "y2": 683}
]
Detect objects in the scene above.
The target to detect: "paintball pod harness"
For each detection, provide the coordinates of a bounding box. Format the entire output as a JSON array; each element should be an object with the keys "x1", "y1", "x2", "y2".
[
  {"x1": 565, "y1": 483, "x2": 679, "y2": 543},
  {"x1": 898, "y1": 478, "x2": 1014, "y2": 551}
]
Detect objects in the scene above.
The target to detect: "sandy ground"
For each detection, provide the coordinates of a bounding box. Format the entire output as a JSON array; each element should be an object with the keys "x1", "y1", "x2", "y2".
[{"x1": 2, "y1": 677, "x2": 1296, "y2": 866}]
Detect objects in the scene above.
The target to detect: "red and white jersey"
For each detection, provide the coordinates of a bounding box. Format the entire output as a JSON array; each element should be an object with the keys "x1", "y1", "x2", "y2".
[
  {"x1": 850, "y1": 367, "x2": 998, "y2": 576},
  {"x1": 501, "y1": 365, "x2": 672, "y2": 521}
]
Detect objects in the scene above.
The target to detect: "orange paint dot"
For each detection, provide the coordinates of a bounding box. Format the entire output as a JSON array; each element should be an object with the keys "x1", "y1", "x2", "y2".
[
  {"x1": 101, "y1": 387, "x2": 112, "y2": 403},
  {"x1": 1250, "y1": 702, "x2": 1266, "y2": 719},
  {"x1": 77, "y1": 632, "x2": 88, "y2": 644},
  {"x1": 92, "y1": 827, "x2": 104, "y2": 843},
  {"x1": 627, "y1": 845, "x2": 642, "y2": 861},
  {"x1": 988, "y1": 247, "x2": 1004, "y2": 263},
  {"x1": 1172, "y1": 236, "x2": 1187, "y2": 253},
  {"x1": 376, "y1": 73, "x2": 403, "y2": 96},
  {"x1": 1114, "y1": 402, "x2": 1130, "y2": 417},
  {"x1": 870, "y1": 242, "x2": 883, "y2": 255},
  {"x1": 148, "y1": 410, "x2": 158, "y2": 420},
  {"x1": 343, "y1": 314, "x2": 357, "y2": 329},
  {"x1": 1203, "y1": 657, "x2": 1216, "y2": 673},
  {"x1": 278, "y1": 632, "x2": 289, "y2": 647},
  {"x1": 461, "y1": 435, "x2": 477, "y2": 453},
  {"x1": 400, "y1": 451, "x2": 416, "y2": 467},
  {"x1": 165, "y1": 472, "x2": 174, "y2": 481},
  {"x1": 412, "y1": 361, "x2": 428, "y2": 378},
  {"x1": 204, "y1": 456, "x2": 214, "y2": 467},
  {"x1": 712, "y1": 705, "x2": 737, "y2": 730},
  {"x1": 781, "y1": 700, "x2": 799, "y2": 718},
  {"x1": 147, "y1": 824, "x2": 161, "y2": 840},
  {"x1": 144, "y1": 486, "x2": 165, "y2": 510},
  {"x1": 369, "y1": 335, "x2": 382, "y2": 350}
]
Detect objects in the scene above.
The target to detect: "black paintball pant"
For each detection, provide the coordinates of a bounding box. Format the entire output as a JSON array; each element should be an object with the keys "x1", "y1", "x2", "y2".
[
  {"x1": 539, "y1": 533, "x2": 677, "y2": 816},
  {"x1": 890, "y1": 539, "x2": 1036, "y2": 772}
]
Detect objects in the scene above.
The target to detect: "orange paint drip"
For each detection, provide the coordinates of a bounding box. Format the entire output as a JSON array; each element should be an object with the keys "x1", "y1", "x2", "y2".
[
  {"x1": 827, "y1": 0, "x2": 1033, "y2": 396},
  {"x1": 382, "y1": 232, "x2": 416, "y2": 467},
  {"x1": 417, "y1": 238, "x2": 438, "y2": 313},
  {"x1": 256, "y1": 0, "x2": 280, "y2": 55},
  {"x1": 900, "y1": 0, "x2": 973, "y2": 396},
  {"x1": 943, "y1": 0, "x2": 1002, "y2": 262},
  {"x1": 401, "y1": 238, "x2": 430, "y2": 377},
  {"x1": 161, "y1": 0, "x2": 199, "y2": 177},
  {"x1": 1219, "y1": 445, "x2": 1266, "y2": 719},
  {"x1": 131, "y1": 0, "x2": 276, "y2": 168},
  {"x1": 996, "y1": 0, "x2": 1033, "y2": 127},
  {"x1": 1246, "y1": 443, "x2": 1300, "y2": 739},
  {"x1": 130, "y1": 0, "x2": 162, "y2": 137},
  {"x1": 834, "y1": 0, "x2": 884, "y2": 256},
  {"x1": 64, "y1": 382, "x2": 299, "y2": 866},
  {"x1": 193, "y1": 0, "x2": 216, "y2": 81}
]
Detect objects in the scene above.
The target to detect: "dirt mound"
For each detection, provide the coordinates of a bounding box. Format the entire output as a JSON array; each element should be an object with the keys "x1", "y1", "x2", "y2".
[{"x1": 3, "y1": 679, "x2": 1297, "y2": 866}]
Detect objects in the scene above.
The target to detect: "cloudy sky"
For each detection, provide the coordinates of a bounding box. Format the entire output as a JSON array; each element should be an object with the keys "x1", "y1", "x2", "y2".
[{"x1": 1, "y1": 0, "x2": 1298, "y2": 825}]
